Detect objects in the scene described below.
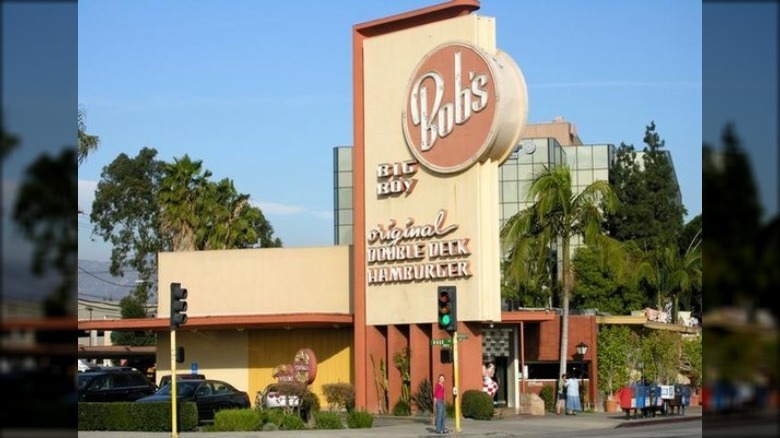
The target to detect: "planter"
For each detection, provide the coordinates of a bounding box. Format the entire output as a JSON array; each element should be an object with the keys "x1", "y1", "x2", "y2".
[{"x1": 604, "y1": 398, "x2": 620, "y2": 413}]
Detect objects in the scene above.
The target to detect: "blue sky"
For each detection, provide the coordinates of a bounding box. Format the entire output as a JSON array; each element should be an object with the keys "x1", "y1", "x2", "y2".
[
  {"x1": 703, "y1": 2, "x2": 778, "y2": 222},
  {"x1": 77, "y1": 0, "x2": 703, "y2": 262},
  {"x1": 2, "y1": 2, "x2": 76, "y2": 298}
]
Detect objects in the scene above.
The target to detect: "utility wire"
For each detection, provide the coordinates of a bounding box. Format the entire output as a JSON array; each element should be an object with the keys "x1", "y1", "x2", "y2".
[{"x1": 78, "y1": 265, "x2": 139, "y2": 288}]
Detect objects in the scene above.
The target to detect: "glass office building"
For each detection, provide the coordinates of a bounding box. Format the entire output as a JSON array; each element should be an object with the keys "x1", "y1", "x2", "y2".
[{"x1": 333, "y1": 121, "x2": 641, "y2": 249}]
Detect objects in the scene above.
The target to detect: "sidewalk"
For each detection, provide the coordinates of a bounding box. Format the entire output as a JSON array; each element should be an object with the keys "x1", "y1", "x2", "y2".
[{"x1": 69, "y1": 406, "x2": 702, "y2": 438}]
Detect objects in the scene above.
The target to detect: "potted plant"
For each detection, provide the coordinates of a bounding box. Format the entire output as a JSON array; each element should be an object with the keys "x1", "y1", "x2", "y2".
[{"x1": 597, "y1": 326, "x2": 635, "y2": 412}]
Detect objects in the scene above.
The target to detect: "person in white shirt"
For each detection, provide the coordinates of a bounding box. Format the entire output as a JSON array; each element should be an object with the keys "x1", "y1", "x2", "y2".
[{"x1": 565, "y1": 374, "x2": 582, "y2": 415}]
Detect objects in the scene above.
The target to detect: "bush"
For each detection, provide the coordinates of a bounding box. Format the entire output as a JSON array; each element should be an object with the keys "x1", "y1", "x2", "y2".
[
  {"x1": 539, "y1": 386, "x2": 555, "y2": 412},
  {"x1": 347, "y1": 410, "x2": 374, "y2": 429},
  {"x1": 446, "y1": 402, "x2": 455, "y2": 418},
  {"x1": 259, "y1": 407, "x2": 285, "y2": 426},
  {"x1": 78, "y1": 402, "x2": 198, "y2": 431},
  {"x1": 322, "y1": 382, "x2": 355, "y2": 412},
  {"x1": 212, "y1": 408, "x2": 261, "y2": 431},
  {"x1": 279, "y1": 412, "x2": 306, "y2": 430},
  {"x1": 461, "y1": 390, "x2": 494, "y2": 420},
  {"x1": 392, "y1": 398, "x2": 411, "y2": 416},
  {"x1": 410, "y1": 378, "x2": 433, "y2": 415},
  {"x1": 313, "y1": 411, "x2": 344, "y2": 429}
]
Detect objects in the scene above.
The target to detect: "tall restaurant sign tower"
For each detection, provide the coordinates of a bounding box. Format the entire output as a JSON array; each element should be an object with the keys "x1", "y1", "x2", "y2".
[{"x1": 352, "y1": 0, "x2": 528, "y2": 409}]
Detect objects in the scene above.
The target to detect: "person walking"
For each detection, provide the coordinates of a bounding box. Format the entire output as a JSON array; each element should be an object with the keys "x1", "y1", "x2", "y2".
[
  {"x1": 433, "y1": 373, "x2": 449, "y2": 434},
  {"x1": 565, "y1": 373, "x2": 582, "y2": 415},
  {"x1": 556, "y1": 373, "x2": 567, "y2": 415}
]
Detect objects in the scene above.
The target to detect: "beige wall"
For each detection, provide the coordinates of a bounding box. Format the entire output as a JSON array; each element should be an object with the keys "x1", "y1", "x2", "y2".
[
  {"x1": 158, "y1": 246, "x2": 352, "y2": 317},
  {"x1": 156, "y1": 330, "x2": 249, "y2": 392},
  {"x1": 523, "y1": 119, "x2": 583, "y2": 146},
  {"x1": 362, "y1": 14, "x2": 509, "y2": 326}
]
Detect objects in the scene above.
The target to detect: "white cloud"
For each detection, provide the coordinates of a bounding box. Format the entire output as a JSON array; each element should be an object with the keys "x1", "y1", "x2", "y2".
[
  {"x1": 531, "y1": 81, "x2": 701, "y2": 90},
  {"x1": 250, "y1": 199, "x2": 307, "y2": 215},
  {"x1": 78, "y1": 179, "x2": 98, "y2": 214},
  {"x1": 311, "y1": 210, "x2": 334, "y2": 221}
]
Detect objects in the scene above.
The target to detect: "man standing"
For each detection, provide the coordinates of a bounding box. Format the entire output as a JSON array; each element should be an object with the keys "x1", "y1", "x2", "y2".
[{"x1": 433, "y1": 374, "x2": 449, "y2": 434}]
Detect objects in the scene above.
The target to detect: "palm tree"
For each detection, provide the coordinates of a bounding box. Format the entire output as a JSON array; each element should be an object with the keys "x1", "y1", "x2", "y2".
[
  {"x1": 637, "y1": 231, "x2": 702, "y2": 324},
  {"x1": 501, "y1": 165, "x2": 618, "y2": 377},
  {"x1": 158, "y1": 155, "x2": 211, "y2": 251},
  {"x1": 78, "y1": 106, "x2": 100, "y2": 165}
]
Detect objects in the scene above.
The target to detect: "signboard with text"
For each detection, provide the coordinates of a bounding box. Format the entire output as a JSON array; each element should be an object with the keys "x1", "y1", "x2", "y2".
[{"x1": 362, "y1": 14, "x2": 527, "y2": 325}]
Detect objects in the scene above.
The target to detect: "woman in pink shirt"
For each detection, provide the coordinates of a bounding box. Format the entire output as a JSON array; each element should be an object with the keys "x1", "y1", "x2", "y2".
[{"x1": 433, "y1": 374, "x2": 449, "y2": 434}]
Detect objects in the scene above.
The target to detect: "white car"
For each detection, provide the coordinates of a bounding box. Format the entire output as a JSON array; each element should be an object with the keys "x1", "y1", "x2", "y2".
[{"x1": 257, "y1": 383, "x2": 300, "y2": 409}]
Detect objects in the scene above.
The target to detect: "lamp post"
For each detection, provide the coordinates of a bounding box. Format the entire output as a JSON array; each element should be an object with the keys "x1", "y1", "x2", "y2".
[{"x1": 576, "y1": 341, "x2": 588, "y2": 411}]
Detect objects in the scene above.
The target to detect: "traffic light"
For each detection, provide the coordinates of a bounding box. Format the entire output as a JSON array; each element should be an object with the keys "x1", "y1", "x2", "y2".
[
  {"x1": 440, "y1": 347, "x2": 453, "y2": 364},
  {"x1": 176, "y1": 346, "x2": 185, "y2": 364},
  {"x1": 170, "y1": 282, "x2": 188, "y2": 329},
  {"x1": 437, "y1": 286, "x2": 457, "y2": 332}
]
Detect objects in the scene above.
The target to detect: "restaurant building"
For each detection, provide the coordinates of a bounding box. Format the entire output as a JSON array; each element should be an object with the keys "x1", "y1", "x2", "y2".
[{"x1": 77, "y1": 1, "x2": 675, "y2": 413}]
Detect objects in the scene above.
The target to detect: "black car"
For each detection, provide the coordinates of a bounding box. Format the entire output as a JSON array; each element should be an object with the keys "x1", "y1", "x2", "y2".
[
  {"x1": 77, "y1": 366, "x2": 157, "y2": 402},
  {"x1": 158, "y1": 373, "x2": 206, "y2": 389},
  {"x1": 136, "y1": 379, "x2": 250, "y2": 423}
]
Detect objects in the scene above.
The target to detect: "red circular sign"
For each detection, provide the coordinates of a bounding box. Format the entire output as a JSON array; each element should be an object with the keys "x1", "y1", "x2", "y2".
[
  {"x1": 292, "y1": 348, "x2": 317, "y2": 385},
  {"x1": 402, "y1": 42, "x2": 498, "y2": 174}
]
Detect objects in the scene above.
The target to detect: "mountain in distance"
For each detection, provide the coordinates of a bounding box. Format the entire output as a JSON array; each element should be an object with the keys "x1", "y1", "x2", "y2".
[{"x1": 78, "y1": 259, "x2": 141, "y2": 302}]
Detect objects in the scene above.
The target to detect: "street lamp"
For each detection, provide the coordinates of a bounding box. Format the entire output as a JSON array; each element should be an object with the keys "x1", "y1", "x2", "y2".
[{"x1": 576, "y1": 341, "x2": 588, "y2": 411}]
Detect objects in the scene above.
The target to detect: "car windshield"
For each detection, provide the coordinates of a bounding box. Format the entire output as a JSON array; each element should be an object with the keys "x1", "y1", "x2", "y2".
[{"x1": 155, "y1": 381, "x2": 198, "y2": 397}]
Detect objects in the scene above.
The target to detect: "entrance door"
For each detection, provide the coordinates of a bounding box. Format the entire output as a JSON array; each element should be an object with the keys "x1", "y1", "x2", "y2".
[{"x1": 494, "y1": 356, "x2": 508, "y2": 406}]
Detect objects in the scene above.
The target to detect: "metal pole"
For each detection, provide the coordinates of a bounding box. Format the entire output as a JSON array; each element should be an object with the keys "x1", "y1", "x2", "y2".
[
  {"x1": 453, "y1": 331, "x2": 461, "y2": 433},
  {"x1": 171, "y1": 329, "x2": 178, "y2": 438},
  {"x1": 580, "y1": 355, "x2": 584, "y2": 412}
]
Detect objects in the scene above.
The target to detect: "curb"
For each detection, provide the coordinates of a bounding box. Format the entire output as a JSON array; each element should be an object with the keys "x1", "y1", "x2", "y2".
[{"x1": 615, "y1": 414, "x2": 702, "y2": 428}]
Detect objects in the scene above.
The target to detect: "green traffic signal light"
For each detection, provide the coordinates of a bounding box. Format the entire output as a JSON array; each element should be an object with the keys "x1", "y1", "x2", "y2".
[{"x1": 437, "y1": 286, "x2": 457, "y2": 331}]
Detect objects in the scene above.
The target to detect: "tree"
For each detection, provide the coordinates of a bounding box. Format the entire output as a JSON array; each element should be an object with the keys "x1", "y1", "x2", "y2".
[
  {"x1": 703, "y1": 124, "x2": 762, "y2": 311},
  {"x1": 91, "y1": 149, "x2": 283, "y2": 316},
  {"x1": 14, "y1": 149, "x2": 78, "y2": 316},
  {"x1": 158, "y1": 154, "x2": 211, "y2": 251},
  {"x1": 91, "y1": 148, "x2": 165, "y2": 293},
  {"x1": 597, "y1": 325, "x2": 637, "y2": 399},
  {"x1": 636, "y1": 229, "x2": 702, "y2": 323},
  {"x1": 640, "y1": 330, "x2": 681, "y2": 385},
  {"x1": 607, "y1": 122, "x2": 686, "y2": 253},
  {"x1": 2, "y1": 122, "x2": 19, "y2": 161},
  {"x1": 501, "y1": 165, "x2": 618, "y2": 378},
  {"x1": 571, "y1": 245, "x2": 644, "y2": 315},
  {"x1": 78, "y1": 106, "x2": 100, "y2": 165}
]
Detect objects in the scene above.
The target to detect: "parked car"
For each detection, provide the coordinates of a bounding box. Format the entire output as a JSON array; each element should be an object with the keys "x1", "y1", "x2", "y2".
[
  {"x1": 136, "y1": 379, "x2": 250, "y2": 423},
  {"x1": 158, "y1": 373, "x2": 206, "y2": 389},
  {"x1": 257, "y1": 383, "x2": 301, "y2": 409},
  {"x1": 77, "y1": 366, "x2": 157, "y2": 402}
]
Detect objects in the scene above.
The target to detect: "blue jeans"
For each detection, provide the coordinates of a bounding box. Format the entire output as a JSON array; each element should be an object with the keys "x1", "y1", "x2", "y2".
[{"x1": 435, "y1": 399, "x2": 446, "y2": 432}]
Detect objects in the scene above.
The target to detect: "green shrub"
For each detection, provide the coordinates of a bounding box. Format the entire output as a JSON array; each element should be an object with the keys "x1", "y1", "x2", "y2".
[
  {"x1": 212, "y1": 408, "x2": 261, "y2": 431},
  {"x1": 446, "y1": 401, "x2": 455, "y2": 418},
  {"x1": 410, "y1": 378, "x2": 433, "y2": 415},
  {"x1": 314, "y1": 411, "x2": 344, "y2": 429},
  {"x1": 259, "y1": 407, "x2": 285, "y2": 426},
  {"x1": 461, "y1": 390, "x2": 494, "y2": 420},
  {"x1": 346, "y1": 410, "x2": 374, "y2": 428},
  {"x1": 322, "y1": 382, "x2": 355, "y2": 412},
  {"x1": 539, "y1": 386, "x2": 555, "y2": 412},
  {"x1": 78, "y1": 402, "x2": 198, "y2": 431},
  {"x1": 392, "y1": 398, "x2": 411, "y2": 416},
  {"x1": 279, "y1": 412, "x2": 306, "y2": 430}
]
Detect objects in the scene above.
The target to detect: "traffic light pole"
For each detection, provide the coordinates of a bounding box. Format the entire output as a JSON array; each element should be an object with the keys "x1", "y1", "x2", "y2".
[
  {"x1": 170, "y1": 328, "x2": 179, "y2": 438},
  {"x1": 453, "y1": 330, "x2": 461, "y2": 433}
]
